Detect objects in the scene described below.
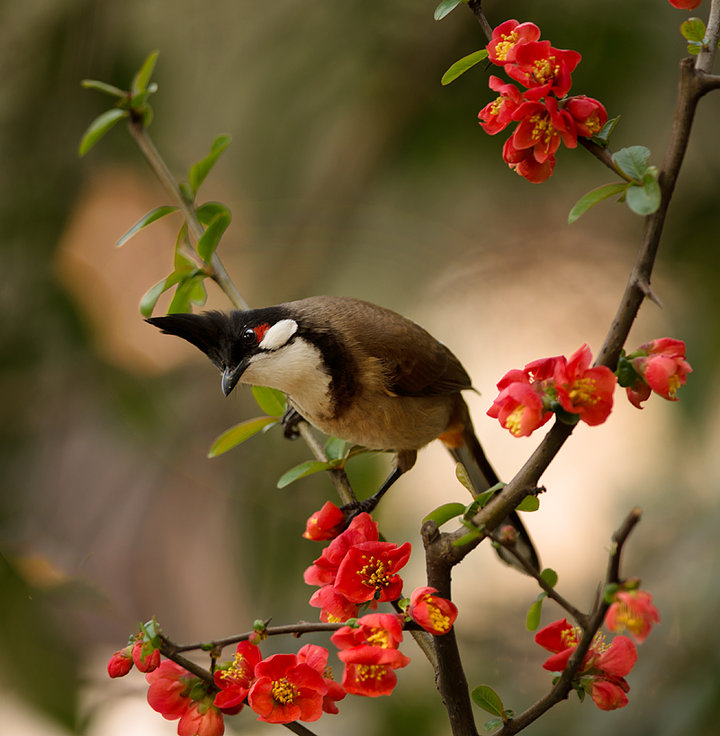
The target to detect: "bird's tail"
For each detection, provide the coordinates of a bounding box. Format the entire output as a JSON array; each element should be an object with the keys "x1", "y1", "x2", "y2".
[{"x1": 441, "y1": 398, "x2": 540, "y2": 574}]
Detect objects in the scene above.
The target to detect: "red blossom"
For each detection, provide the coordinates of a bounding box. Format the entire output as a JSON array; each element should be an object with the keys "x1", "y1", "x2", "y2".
[
  {"x1": 133, "y1": 640, "x2": 161, "y2": 673},
  {"x1": 248, "y1": 653, "x2": 328, "y2": 724},
  {"x1": 297, "y1": 643, "x2": 346, "y2": 714},
  {"x1": 564, "y1": 95, "x2": 608, "y2": 138},
  {"x1": 178, "y1": 699, "x2": 225, "y2": 736},
  {"x1": 668, "y1": 0, "x2": 702, "y2": 8},
  {"x1": 107, "y1": 646, "x2": 133, "y2": 678},
  {"x1": 501, "y1": 136, "x2": 557, "y2": 183},
  {"x1": 303, "y1": 501, "x2": 346, "y2": 541},
  {"x1": 554, "y1": 344, "x2": 616, "y2": 426},
  {"x1": 506, "y1": 40, "x2": 581, "y2": 99},
  {"x1": 213, "y1": 641, "x2": 262, "y2": 713},
  {"x1": 605, "y1": 590, "x2": 660, "y2": 644},
  {"x1": 333, "y1": 540, "x2": 412, "y2": 604},
  {"x1": 308, "y1": 584, "x2": 362, "y2": 623},
  {"x1": 486, "y1": 19, "x2": 541, "y2": 66},
  {"x1": 146, "y1": 660, "x2": 196, "y2": 721},
  {"x1": 407, "y1": 587, "x2": 458, "y2": 635},
  {"x1": 626, "y1": 338, "x2": 692, "y2": 407},
  {"x1": 512, "y1": 97, "x2": 578, "y2": 164},
  {"x1": 487, "y1": 365, "x2": 555, "y2": 436},
  {"x1": 478, "y1": 76, "x2": 524, "y2": 135},
  {"x1": 535, "y1": 619, "x2": 637, "y2": 711}
]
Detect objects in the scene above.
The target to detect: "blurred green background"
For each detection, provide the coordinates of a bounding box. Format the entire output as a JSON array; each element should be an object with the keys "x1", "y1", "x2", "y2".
[{"x1": 2, "y1": 1, "x2": 719, "y2": 735}]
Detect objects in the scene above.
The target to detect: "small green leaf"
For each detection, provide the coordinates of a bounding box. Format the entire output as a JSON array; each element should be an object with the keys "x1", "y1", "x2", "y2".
[
  {"x1": 681, "y1": 17, "x2": 706, "y2": 42},
  {"x1": 141, "y1": 618, "x2": 161, "y2": 645},
  {"x1": 78, "y1": 108, "x2": 128, "y2": 156},
  {"x1": 167, "y1": 277, "x2": 196, "y2": 314},
  {"x1": 81, "y1": 79, "x2": 127, "y2": 98},
  {"x1": 687, "y1": 41, "x2": 704, "y2": 55},
  {"x1": 208, "y1": 416, "x2": 279, "y2": 457},
  {"x1": 591, "y1": 115, "x2": 620, "y2": 147},
  {"x1": 612, "y1": 145, "x2": 651, "y2": 180},
  {"x1": 139, "y1": 267, "x2": 195, "y2": 317},
  {"x1": 188, "y1": 277, "x2": 207, "y2": 306},
  {"x1": 277, "y1": 460, "x2": 333, "y2": 488},
  {"x1": 441, "y1": 49, "x2": 489, "y2": 85},
  {"x1": 131, "y1": 50, "x2": 159, "y2": 98},
  {"x1": 196, "y1": 201, "x2": 231, "y2": 225},
  {"x1": 453, "y1": 527, "x2": 482, "y2": 547},
  {"x1": 251, "y1": 385, "x2": 286, "y2": 416},
  {"x1": 526, "y1": 597, "x2": 544, "y2": 631},
  {"x1": 568, "y1": 182, "x2": 628, "y2": 224},
  {"x1": 423, "y1": 502, "x2": 467, "y2": 527},
  {"x1": 324, "y1": 437, "x2": 349, "y2": 462},
  {"x1": 471, "y1": 685, "x2": 506, "y2": 718},
  {"x1": 116, "y1": 205, "x2": 179, "y2": 247},
  {"x1": 188, "y1": 135, "x2": 232, "y2": 195},
  {"x1": 540, "y1": 568, "x2": 558, "y2": 588},
  {"x1": 455, "y1": 462, "x2": 474, "y2": 493},
  {"x1": 603, "y1": 582, "x2": 621, "y2": 604},
  {"x1": 625, "y1": 175, "x2": 661, "y2": 216},
  {"x1": 196, "y1": 211, "x2": 231, "y2": 262},
  {"x1": 516, "y1": 496, "x2": 540, "y2": 512},
  {"x1": 434, "y1": 0, "x2": 464, "y2": 20}
]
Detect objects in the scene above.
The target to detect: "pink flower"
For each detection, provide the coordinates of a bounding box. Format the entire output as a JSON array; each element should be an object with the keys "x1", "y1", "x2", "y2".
[
  {"x1": 624, "y1": 338, "x2": 692, "y2": 408},
  {"x1": 178, "y1": 700, "x2": 224, "y2": 736},
  {"x1": 146, "y1": 661, "x2": 196, "y2": 721},
  {"x1": 535, "y1": 619, "x2": 637, "y2": 711},
  {"x1": 303, "y1": 501, "x2": 346, "y2": 541},
  {"x1": 248, "y1": 653, "x2": 328, "y2": 723},
  {"x1": 605, "y1": 590, "x2": 660, "y2": 644},
  {"x1": 407, "y1": 587, "x2": 458, "y2": 635},
  {"x1": 486, "y1": 19, "x2": 541, "y2": 66}
]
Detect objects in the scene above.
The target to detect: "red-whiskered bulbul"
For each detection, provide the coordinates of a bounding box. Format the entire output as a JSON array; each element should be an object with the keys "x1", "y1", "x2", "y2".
[{"x1": 147, "y1": 295, "x2": 539, "y2": 572}]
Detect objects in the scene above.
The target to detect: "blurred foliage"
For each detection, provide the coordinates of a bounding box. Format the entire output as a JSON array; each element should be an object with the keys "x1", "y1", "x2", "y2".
[{"x1": 1, "y1": 1, "x2": 719, "y2": 735}]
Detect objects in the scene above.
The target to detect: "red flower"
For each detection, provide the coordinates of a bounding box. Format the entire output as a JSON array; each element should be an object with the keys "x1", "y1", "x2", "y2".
[
  {"x1": 487, "y1": 19, "x2": 541, "y2": 66},
  {"x1": 178, "y1": 699, "x2": 225, "y2": 736},
  {"x1": 308, "y1": 584, "x2": 362, "y2": 623},
  {"x1": 535, "y1": 619, "x2": 637, "y2": 711},
  {"x1": 554, "y1": 344, "x2": 616, "y2": 426},
  {"x1": 297, "y1": 644, "x2": 346, "y2": 714},
  {"x1": 564, "y1": 95, "x2": 608, "y2": 138},
  {"x1": 107, "y1": 646, "x2": 133, "y2": 678},
  {"x1": 303, "y1": 501, "x2": 346, "y2": 541},
  {"x1": 668, "y1": 0, "x2": 702, "y2": 8},
  {"x1": 501, "y1": 136, "x2": 557, "y2": 183},
  {"x1": 605, "y1": 590, "x2": 660, "y2": 644},
  {"x1": 512, "y1": 97, "x2": 578, "y2": 164},
  {"x1": 625, "y1": 338, "x2": 692, "y2": 407},
  {"x1": 478, "y1": 76, "x2": 524, "y2": 135},
  {"x1": 146, "y1": 660, "x2": 196, "y2": 721},
  {"x1": 407, "y1": 587, "x2": 458, "y2": 635},
  {"x1": 506, "y1": 40, "x2": 581, "y2": 99},
  {"x1": 333, "y1": 540, "x2": 412, "y2": 604},
  {"x1": 133, "y1": 640, "x2": 161, "y2": 673},
  {"x1": 213, "y1": 641, "x2": 262, "y2": 713},
  {"x1": 487, "y1": 365, "x2": 556, "y2": 436},
  {"x1": 248, "y1": 653, "x2": 328, "y2": 724},
  {"x1": 331, "y1": 614, "x2": 410, "y2": 697}
]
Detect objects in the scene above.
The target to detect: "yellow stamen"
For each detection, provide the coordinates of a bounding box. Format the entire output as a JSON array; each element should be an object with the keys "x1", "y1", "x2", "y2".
[
  {"x1": 494, "y1": 31, "x2": 519, "y2": 62},
  {"x1": 271, "y1": 677, "x2": 296, "y2": 705},
  {"x1": 505, "y1": 405, "x2": 526, "y2": 437},
  {"x1": 360, "y1": 556, "x2": 391, "y2": 590},
  {"x1": 366, "y1": 628, "x2": 391, "y2": 648},
  {"x1": 569, "y1": 377, "x2": 599, "y2": 406}
]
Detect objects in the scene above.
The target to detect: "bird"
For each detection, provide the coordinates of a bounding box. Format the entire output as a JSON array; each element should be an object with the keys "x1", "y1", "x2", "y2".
[{"x1": 147, "y1": 295, "x2": 539, "y2": 572}]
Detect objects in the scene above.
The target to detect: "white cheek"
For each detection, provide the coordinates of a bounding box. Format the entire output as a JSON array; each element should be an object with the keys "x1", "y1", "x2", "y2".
[{"x1": 259, "y1": 319, "x2": 297, "y2": 350}]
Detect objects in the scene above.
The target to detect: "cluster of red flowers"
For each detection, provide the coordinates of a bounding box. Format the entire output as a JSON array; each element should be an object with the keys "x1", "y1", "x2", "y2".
[
  {"x1": 478, "y1": 19, "x2": 608, "y2": 183},
  {"x1": 488, "y1": 338, "x2": 691, "y2": 437},
  {"x1": 536, "y1": 588, "x2": 659, "y2": 710}
]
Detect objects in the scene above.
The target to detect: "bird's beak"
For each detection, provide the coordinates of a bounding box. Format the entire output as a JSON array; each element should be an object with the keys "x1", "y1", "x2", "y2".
[{"x1": 221, "y1": 364, "x2": 245, "y2": 396}]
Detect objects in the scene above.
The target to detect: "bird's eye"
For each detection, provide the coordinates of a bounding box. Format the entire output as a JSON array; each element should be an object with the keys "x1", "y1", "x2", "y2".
[{"x1": 242, "y1": 328, "x2": 258, "y2": 346}]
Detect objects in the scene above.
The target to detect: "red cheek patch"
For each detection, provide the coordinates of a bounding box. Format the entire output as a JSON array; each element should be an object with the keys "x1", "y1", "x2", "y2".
[{"x1": 253, "y1": 323, "x2": 271, "y2": 342}]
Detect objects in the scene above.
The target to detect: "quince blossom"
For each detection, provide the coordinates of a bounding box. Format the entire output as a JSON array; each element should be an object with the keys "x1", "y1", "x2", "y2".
[
  {"x1": 407, "y1": 587, "x2": 458, "y2": 635},
  {"x1": 669, "y1": 0, "x2": 702, "y2": 8},
  {"x1": 107, "y1": 646, "x2": 134, "y2": 678},
  {"x1": 621, "y1": 338, "x2": 692, "y2": 408},
  {"x1": 303, "y1": 501, "x2": 346, "y2": 541},
  {"x1": 213, "y1": 641, "x2": 262, "y2": 713},
  {"x1": 297, "y1": 644, "x2": 347, "y2": 714},
  {"x1": 605, "y1": 590, "x2": 660, "y2": 644},
  {"x1": 487, "y1": 19, "x2": 541, "y2": 65}
]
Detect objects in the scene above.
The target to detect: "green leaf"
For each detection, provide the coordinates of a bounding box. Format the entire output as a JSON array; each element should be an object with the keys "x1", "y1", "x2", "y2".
[
  {"x1": 612, "y1": 145, "x2": 651, "y2": 180},
  {"x1": 116, "y1": 205, "x2": 179, "y2": 247},
  {"x1": 188, "y1": 277, "x2": 207, "y2": 306},
  {"x1": 471, "y1": 685, "x2": 506, "y2": 718},
  {"x1": 681, "y1": 17, "x2": 706, "y2": 42},
  {"x1": 434, "y1": 0, "x2": 464, "y2": 20},
  {"x1": 324, "y1": 437, "x2": 349, "y2": 462},
  {"x1": 516, "y1": 496, "x2": 540, "y2": 512},
  {"x1": 78, "y1": 108, "x2": 128, "y2": 156},
  {"x1": 196, "y1": 201, "x2": 231, "y2": 225},
  {"x1": 131, "y1": 50, "x2": 159, "y2": 98},
  {"x1": 526, "y1": 597, "x2": 545, "y2": 631},
  {"x1": 188, "y1": 135, "x2": 232, "y2": 195},
  {"x1": 81, "y1": 79, "x2": 126, "y2": 98},
  {"x1": 441, "y1": 49, "x2": 489, "y2": 85},
  {"x1": 208, "y1": 416, "x2": 279, "y2": 457},
  {"x1": 251, "y1": 385, "x2": 286, "y2": 417},
  {"x1": 625, "y1": 176, "x2": 661, "y2": 216},
  {"x1": 453, "y1": 527, "x2": 482, "y2": 547},
  {"x1": 591, "y1": 115, "x2": 620, "y2": 147},
  {"x1": 568, "y1": 182, "x2": 628, "y2": 224},
  {"x1": 423, "y1": 502, "x2": 467, "y2": 527},
  {"x1": 455, "y1": 462, "x2": 474, "y2": 493},
  {"x1": 277, "y1": 460, "x2": 333, "y2": 489},
  {"x1": 139, "y1": 267, "x2": 195, "y2": 317},
  {"x1": 540, "y1": 568, "x2": 558, "y2": 588},
  {"x1": 196, "y1": 211, "x2": 231, "y2": 262}
]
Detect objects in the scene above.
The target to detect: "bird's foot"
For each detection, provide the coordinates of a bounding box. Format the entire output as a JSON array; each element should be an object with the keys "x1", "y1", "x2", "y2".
[{"x1": 281, "y1": 407, "x2": 303, "y2": 440}]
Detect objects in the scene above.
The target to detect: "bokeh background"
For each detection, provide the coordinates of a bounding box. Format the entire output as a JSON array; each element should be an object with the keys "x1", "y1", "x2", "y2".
[{"x1": 2, "y1": 1, "x2": 719, "y2": 735}]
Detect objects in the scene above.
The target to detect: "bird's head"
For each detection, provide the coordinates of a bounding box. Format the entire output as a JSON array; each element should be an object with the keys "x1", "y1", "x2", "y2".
[{"x1": 146, "y1": 309, "x2": 301, "y2": 396}]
